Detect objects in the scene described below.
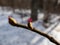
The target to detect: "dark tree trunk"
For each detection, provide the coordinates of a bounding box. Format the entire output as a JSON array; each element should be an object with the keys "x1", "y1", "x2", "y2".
[
  {"x1": 43, "y1": 0, "x2": 49, "y2": 23},
  {"x1": 31, "y1": 0, "x2": 39, "y2": 22},
  {"x1": 43, "y1": 0, "x2": 58, "y2": 23}
]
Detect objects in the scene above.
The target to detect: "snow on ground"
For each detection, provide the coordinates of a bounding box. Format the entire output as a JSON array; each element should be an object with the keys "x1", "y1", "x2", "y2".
[
  {"x1": 0, "y1": 7, "x2": 60, "y2": 45},
  {"x1": 0, "y1": 7, "x2": 45, "y2": 45},
  {"x1": 51, "y1": 23, "x2": 60, "y2": 42},
  {"x1": 0, "y1": 7, "x2": 36, "y2": 45}
]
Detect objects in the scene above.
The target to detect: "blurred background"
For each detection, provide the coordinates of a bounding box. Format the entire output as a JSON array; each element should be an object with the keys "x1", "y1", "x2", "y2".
[{"x1": 0, "y1": 0, "x2": 60, "y2": 45}]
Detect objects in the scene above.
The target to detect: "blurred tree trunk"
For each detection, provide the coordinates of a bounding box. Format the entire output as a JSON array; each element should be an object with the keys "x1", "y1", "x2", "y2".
[
  {"x1": 43, "y1": 0, "x2": 51, "y2": 23},
  {"x1": 31, "y1": 0, "x2": 39, "y2": 21},
  {"x1": 43, "y1": 0, "x2": 58, "y2": 23}
]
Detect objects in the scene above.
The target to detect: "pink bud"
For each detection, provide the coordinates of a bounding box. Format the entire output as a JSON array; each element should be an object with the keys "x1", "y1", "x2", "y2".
[
  {"x1": 28, "y1": 18, "x2": 32, "y2": 22},
  {"x1": 8, "y1": 16, "x2": 12, "y2": 18}
]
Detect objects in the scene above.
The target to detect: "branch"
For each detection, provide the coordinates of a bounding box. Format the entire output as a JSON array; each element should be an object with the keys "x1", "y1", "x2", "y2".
[{"x1": 8, "y1": 17, "x2": 60, "y2": 45}]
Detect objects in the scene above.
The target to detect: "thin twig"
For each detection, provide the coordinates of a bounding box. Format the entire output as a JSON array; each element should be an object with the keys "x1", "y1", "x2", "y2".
[
  {"x1": 8, "y1": 18, "x2": 60, "y2": 45},
  {"x1": 15, "y1": 23, "x2": 60, "y2": 45}
]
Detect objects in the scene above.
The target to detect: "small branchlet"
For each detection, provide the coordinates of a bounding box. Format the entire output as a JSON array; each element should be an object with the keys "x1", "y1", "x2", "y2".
[
  {"x1": 8, "y1": 17, "x2": 60, "y2": 45},
  {"x1": 28, "y1": 22, "x2": 33, "y2": 29}
]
